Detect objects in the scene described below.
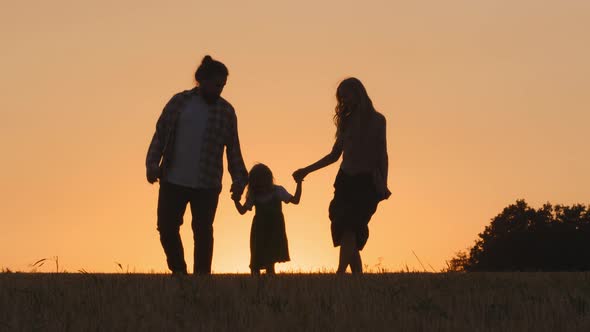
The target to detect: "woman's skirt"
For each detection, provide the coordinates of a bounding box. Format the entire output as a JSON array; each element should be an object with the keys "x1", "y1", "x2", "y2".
[{"x1": 328, "y1": 169, "x2": 379, "y2": 251}]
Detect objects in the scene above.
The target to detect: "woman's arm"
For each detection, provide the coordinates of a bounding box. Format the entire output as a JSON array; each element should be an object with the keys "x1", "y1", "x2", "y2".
[{"x1": 293, "y1": 139, "x2": 343, "y2": 181}]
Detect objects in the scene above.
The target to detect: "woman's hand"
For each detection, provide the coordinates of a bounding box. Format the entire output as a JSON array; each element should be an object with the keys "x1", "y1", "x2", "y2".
[{"x1": 292, "y1": 168, "x2": 309, "y2": 183}]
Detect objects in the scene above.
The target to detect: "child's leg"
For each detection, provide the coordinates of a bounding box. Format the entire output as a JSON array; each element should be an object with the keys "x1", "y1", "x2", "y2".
[
  {"x1": 266, "y1": 263, "x2": 275, "y2": 275},
  {"x1": 337, "y1": 231, "x2": 356, "y2": 274}
]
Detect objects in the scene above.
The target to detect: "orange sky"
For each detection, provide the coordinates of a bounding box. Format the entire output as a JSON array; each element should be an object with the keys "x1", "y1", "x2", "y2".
[{"x1": 1, "y1": 0, "x2": 589, "y2": 273}]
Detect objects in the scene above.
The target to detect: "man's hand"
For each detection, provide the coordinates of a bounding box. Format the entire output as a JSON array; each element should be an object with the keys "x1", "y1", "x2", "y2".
[
  {"x1": 231, "y1": 191, "x2": 242, "y2": 202},
  {"x1": 230, "y1": 182, "x2": 244, "y2": 201},
  {"x1": 146, "y1": 165, "x2": 160, "y2": 184}
]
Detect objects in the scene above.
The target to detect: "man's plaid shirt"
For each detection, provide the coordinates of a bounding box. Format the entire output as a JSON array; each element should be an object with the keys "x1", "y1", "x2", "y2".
[{"x1": 146, "y1": 88, "x2": 248, "y2": 192}]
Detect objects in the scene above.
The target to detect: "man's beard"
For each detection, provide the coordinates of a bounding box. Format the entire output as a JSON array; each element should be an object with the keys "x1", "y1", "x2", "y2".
[{"x1": 202, "y1": 92, "x2": 220, "y2": 104}]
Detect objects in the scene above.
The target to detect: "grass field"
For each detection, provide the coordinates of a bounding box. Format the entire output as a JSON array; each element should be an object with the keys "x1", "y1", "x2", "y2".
[{"x1": 2, "y1": 272, "x2": 590, "y2": 331}]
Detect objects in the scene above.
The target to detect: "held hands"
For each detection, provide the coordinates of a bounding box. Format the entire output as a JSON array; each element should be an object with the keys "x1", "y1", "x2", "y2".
[
  {"x1": 230, "y1": 182, "x2": 244, "y2": 202},
  {"x1": 232, "y1": 186, "x2": 248, "y2": 215},
  {"x1": 292, "y1": 168, "x2": 309, "y2": 183}
]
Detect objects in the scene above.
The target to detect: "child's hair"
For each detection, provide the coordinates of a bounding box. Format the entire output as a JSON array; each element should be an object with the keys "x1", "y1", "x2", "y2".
[{"x1": 246, "y1": 163, "x2": 275, "y2": 202}]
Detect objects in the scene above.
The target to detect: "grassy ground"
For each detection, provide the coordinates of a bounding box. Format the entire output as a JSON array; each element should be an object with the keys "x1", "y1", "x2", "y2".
[{"x1": 2, "y1": 272, "x2": 590, "y2": 331}]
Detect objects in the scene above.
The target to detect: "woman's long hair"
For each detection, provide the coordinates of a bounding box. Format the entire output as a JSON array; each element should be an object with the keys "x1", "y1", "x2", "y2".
[
  {"x1": 334, "y1": 77, "x2": 377, "y2": 139},
  {"x1": 245, "y1": 163, "x2": 275, "y2": 203}
]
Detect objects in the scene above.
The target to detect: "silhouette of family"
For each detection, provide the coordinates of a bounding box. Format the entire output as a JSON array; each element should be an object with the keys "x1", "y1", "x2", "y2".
[{"x1": 146, "y1": 55, "x2": 390, "y2": 276}]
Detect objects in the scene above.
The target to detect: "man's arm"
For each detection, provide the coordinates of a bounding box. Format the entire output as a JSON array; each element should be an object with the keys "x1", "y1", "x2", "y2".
[
  {"x1": 225, "y1": 109, "x2": 249, "y2": 198},
  {"x1": 145, "y1": 95, "x2": 179, "y2": 184}
]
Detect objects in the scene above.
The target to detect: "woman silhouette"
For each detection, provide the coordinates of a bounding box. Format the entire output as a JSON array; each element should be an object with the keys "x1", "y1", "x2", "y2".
[{"x1": 293, "y1": 77, "x2": 390, "y2": 274}]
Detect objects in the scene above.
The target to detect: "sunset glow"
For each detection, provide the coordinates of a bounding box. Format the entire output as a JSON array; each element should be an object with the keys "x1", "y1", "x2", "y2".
[{"x1": 1, "y1": 0, "x2": 589, "y2": 273}]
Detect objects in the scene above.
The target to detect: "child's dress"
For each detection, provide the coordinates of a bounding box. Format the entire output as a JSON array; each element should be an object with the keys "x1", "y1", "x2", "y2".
[{"x1": 245, "y1": 185, "x2": 292, "y2": 270}]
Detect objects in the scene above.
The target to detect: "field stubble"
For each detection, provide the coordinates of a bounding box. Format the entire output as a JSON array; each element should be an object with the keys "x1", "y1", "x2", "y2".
[{"x1": 1, "y1": 272, "x2": 590, "y2": 331}]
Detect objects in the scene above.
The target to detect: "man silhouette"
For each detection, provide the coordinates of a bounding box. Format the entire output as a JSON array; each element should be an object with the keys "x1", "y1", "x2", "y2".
[{"x1": 146, "y1": 55, "x2": 248, "y2": 275}]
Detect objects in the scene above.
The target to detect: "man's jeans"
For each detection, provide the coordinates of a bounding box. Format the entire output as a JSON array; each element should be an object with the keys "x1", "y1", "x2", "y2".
[{"x1": 157, "y1": 182, "x2": 220, "y2": 274}]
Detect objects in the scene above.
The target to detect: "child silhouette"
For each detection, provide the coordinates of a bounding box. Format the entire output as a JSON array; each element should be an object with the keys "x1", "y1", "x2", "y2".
[{"x1": 234, "y1": 163, "x2": 302, "y2": 275}]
